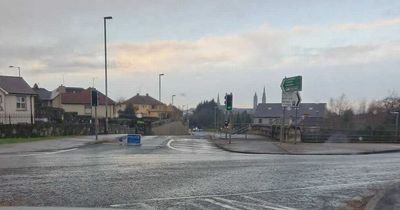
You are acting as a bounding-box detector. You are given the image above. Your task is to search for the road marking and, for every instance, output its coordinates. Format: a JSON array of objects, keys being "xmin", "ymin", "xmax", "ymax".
[
  {"xmin": 167, "ymin": 139, "xmax": 224, "ymax": 153},
  {"xmin": 10, "ymin": 148, "xmax": 78, "ymax": 157},
  {"xmin": 213, "ymin": 196, "xmax": 292, "ymax": 210},
  {"xmin": 240, "ymin": 195, "xmax": 297, "ymax": 210},
  {"xmin": 109, "ymin": 178, "xmax": 400, "ymax": 208},
  {"xmin": 212, "ymin": 197, "xmax": 261, "ymax": 210},
  {"xmin": 203, "ymin": 198, "xmax": 241, "ymax": 210}
]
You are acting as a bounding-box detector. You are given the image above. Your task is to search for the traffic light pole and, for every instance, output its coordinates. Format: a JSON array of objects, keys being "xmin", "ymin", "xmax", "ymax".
[
  {"xmin": 229, "ymin": 110, "xmax": 232, "ymax": 144},
  {"xmin": 95, "ymin": 106, "xmax": 98, "ymax": 140}
]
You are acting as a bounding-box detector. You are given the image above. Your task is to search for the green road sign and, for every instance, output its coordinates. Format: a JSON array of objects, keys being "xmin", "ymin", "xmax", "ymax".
[{"xmin": 281, "ymin": 76, "xmax": 302, "ymax": 92}]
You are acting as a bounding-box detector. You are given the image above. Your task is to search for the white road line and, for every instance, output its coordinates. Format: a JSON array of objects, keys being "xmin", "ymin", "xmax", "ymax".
[
  {"xmin": 167, "ymin": 139, "xmax": 223, "ymax": 153},
  {"xmin": 109, "ymin": 178, "xmax": 400, "ymax": 207},
  {"xmin": 10, "ymin": 148, "xmax": 78, "ymax": 157},
  {"xmin": 240, "ymin": 195, "xmax": 297, "ymax": 210},
  {"xmin": 212, "ymin": 197, "xmax": 257, "ymax": 210},
  {"xmin": 203, "ymin": 198, "xmax": 241, "ymax": 210},
  {"xmin": 44, "ymin": 148, "xmax": 78, "ymax": 154}
]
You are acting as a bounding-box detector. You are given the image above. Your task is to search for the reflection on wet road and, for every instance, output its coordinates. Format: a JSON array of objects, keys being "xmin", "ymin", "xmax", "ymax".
[{"xmin": 1, "ymin": 135, "xmax": 400, "ymax": 209}]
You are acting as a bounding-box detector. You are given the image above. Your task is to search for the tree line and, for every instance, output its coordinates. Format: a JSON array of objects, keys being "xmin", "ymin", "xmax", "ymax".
[
  {"xmin": 189, "ymin": 100, "xmax": 252, "ymax": 129},
  {"xmin": 326, "ymin": 92, "xmax": 400, "ymax": 131}
]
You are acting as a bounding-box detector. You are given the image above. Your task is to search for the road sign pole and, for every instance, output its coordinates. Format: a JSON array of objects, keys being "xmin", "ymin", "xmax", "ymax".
[
  {"xmin": 280, "ymin": 107, "xmax": 286, "ymax": 142},
  {"xmin": 294, "ymin": 106, "xmax": 298, "ymax": 142},
  {"xmin": 95, "ymin": 106, "xmax": 98, "ymax": 140}
]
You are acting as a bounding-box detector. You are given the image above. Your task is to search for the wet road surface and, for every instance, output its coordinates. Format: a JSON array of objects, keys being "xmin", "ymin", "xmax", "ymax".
[{"xmin": 1, "ymin": 134, "xmax": 400, "ymax": 209}]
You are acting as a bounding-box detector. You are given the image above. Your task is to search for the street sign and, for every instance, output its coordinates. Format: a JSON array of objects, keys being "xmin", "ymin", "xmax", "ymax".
[
  {"xmin": 127, "ymin": 134, "xmax": 141, "ymax": 145},
  {"xmin": 281, "ymin": 76, "xmax": 302, "ymax": 92},
  {"xmin": 282, "ymin": 91, "xmax": 300, "ymax": 107}
]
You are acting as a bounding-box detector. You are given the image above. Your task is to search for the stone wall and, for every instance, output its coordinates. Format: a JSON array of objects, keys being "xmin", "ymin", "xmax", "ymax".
[{"xmin": 0, "ymin": 123, "xmax": 129, "ymax": 138}]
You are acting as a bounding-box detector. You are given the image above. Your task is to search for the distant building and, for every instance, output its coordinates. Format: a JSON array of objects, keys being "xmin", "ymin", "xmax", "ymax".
[
  {"xmin": 253, "ymin": 103, "xmax": 327, "ymax": 127},
  {"xmin": 51, "ymin": 86, "xmax": 116, "ymax": 118},
  {"xmin": 0, "ymin": 76, "xmax": 37, "ymax": 124},
  {"xmin": 262, "ymin": 86, "xmax": 266, "ymax": 104},
  {"xmin": 116, "ymin": 93, "xmax": 169, "ymax": 120},
  {"xmin": 32, "ymin": 84, "xmax": 52, "ymax": 107},
  {"xmin": 253, "ymin": 92, "xmax": 258, "ymax": 111}
]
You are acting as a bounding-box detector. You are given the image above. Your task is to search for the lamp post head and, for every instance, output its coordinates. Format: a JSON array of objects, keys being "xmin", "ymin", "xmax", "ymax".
[
  {"xmin": 104, "ymin": 16, "xmax": 113, "ymax": 20},
  {"xmin": 159, "ymin": 73, "xmax": 164, "ymax": 76},
  {"xmin": 9, "ymin": 65, "xmax": 14, "ymax": 68}
]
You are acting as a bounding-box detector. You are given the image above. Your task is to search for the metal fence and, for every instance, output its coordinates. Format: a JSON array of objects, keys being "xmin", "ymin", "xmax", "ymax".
[{"xmin": 301, "ymin": 128, "xmax": 399, "ymax": 143}]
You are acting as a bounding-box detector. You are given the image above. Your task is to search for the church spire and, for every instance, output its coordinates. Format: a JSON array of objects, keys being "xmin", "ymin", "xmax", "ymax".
[
  {"xmin": 262, "ymin": 86, "xmax": 266, "ymax": 104},
  {"xmin": 253, "ymin": 92, "xmax": 258, "ymax": 110}
]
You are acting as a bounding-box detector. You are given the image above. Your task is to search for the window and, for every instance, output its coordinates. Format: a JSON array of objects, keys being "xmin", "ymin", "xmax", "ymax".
[
  {"xmin": 258, "ymin": 119, "xmax": 262, "ymax": 124},
  {"xmin": 16, "ymin": 96, "xmax": 26, "ymax": 110}
]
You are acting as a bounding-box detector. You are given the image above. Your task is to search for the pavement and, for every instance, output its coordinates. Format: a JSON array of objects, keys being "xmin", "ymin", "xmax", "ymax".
[
  {"xmin": 211, "ymin": 134, "xmax": 400, "ymax": 155},
  {"xmin": 0, "ymin": 134, "xmax": 124, "ymax": 154},
  {"xmin": 365, "ymin": 183, "xmax": 400, "ymax": 210},
  {"xmin": 1, "ymin": 133, "xmax": 400, "ymax": 209}
]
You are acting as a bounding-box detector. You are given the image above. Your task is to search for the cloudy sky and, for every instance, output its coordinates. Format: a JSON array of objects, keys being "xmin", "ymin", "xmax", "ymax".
[{"xmin": 1, "ymin": 0, "xmax": 399, "ymax": 108}]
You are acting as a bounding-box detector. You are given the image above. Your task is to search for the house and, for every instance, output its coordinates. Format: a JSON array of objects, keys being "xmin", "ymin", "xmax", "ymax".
[
  {"xmin": 0, "ymin": 76, "xmax": 37, "ymax": 124},
  {"xmin": 51, "ymin": 85, "xmax": 116, "ymax": 118},
  {"xmin": 166, "ymin": 104, "xmax": 183, "ymax": 120},
  {"xmin": 116, "ymin": 93, "xmax": 168, "ymax": 120},
  {"xmin": 253, "ymin": 103, "xmax": 327, "ymax": 127},
  {"xmin": 32, "ymin": 83, "xmax": 52, "ymax": 107}
]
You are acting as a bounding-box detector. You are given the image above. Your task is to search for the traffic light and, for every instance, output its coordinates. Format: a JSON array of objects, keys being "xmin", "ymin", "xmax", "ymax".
[
  {"xmin": 224, "ymin": 120, "xmax": 229, "ymax": 128},
  {"xmin": 91, "ymin": 89, "xmax": 98, "ymax": 107},
  {"xmin": 225, "ymin": 93, "xmax": 233, "ymax": 111}
]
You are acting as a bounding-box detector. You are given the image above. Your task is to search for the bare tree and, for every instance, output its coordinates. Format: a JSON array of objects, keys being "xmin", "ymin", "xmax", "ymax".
[
  {"xmin": 116, "ymin": 97, "xmax": 126, "ymax": 103},
  {"xmin": 328, "ymin": 93, "xmax": 351, "ymax": 116},
  {"xmin": 382, "ymin": 91, "xmax": 400, "ymax": 112}
]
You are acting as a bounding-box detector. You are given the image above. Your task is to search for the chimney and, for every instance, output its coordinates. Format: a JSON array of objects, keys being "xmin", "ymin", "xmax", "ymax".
[{"xmin": 146, "ymin": 93, "xmax": 149, "ymax": 96}]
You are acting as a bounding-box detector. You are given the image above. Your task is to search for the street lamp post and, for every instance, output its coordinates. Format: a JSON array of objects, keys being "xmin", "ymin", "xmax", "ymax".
[
  {"xmin": 9, "ymin": 66, "xmax": 21, "ymax": 77},
  {"xmin": 159, "ymin": 73, "xmax": 164, "ymax": 102},
  {"xmin": 104, "ymin": 16, "xmax": 112, "ymax": 134},
  {"xmin": 391, "ymin": 111, "xmax": 399, "ymax": 141},
  {"xmin": 171, "ymin": 94, "xmax": 176, "ymax": 105}
]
